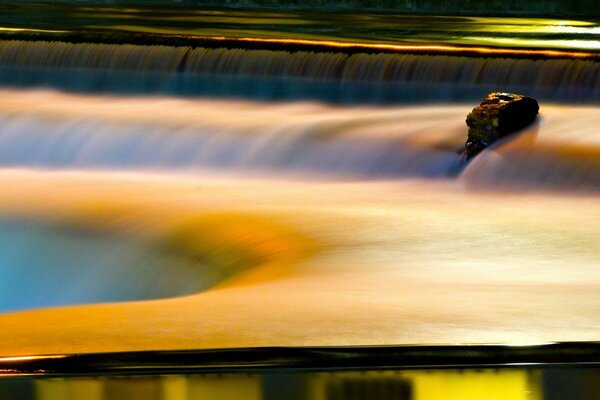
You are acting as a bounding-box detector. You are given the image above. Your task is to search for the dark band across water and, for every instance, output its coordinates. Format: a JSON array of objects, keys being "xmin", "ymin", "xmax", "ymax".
[{"xmin": 2, "ymin": 342, "xmax": 600, "ymax": 377}]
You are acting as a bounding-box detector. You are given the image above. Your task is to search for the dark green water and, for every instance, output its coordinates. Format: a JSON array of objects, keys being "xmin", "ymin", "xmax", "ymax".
[
  {"xmin": 3, "ymin": 0, "xmax": 600, "ymax": 17},
  {"xmin": 0, "ymin": 3, "xmax": 598, "ymax": 53}
]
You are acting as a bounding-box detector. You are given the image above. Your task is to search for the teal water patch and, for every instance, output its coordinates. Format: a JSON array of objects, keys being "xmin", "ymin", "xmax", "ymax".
[{"xmin": 0, "ymin": 220, "xmax": 220, "ymax": 313}]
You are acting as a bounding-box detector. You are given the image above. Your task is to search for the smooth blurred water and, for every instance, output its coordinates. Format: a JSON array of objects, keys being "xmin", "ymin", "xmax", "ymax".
[
  {"xmin": 0, "ymin": 89, "xmax": 598, "ymax": 191},
  {"xmin": 0, "ymin": 41, "xmax": 597, "ymax": 103},
  {"xmin": 0, "ymin": 90, "xmax": 467, "ymax": 178},
  {"xmin": 0, "ymin": 25, "xmax": 597, "ymax": 360},
  {"xmin": 0, "ymin": 220, "xmax": 223, "ymax": 312}
]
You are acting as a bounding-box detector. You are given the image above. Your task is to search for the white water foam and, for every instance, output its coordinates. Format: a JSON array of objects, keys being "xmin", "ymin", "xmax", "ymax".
[{"xmin": 0, "ymin": 89, "xmax": 467, "ymax": 178}]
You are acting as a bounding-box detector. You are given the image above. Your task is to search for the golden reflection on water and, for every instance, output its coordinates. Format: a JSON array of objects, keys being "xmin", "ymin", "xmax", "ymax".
[
  {"xmin": 197, "ymin": 36, "xmax": 597, "ymax": 58},
  {"xmin": 0, "ymin": 93, "xmax": 598, "ymax": 356},
  {"xmin": 2, "ymin": 368, "xmax": 543, "ymax": 400},
  {"xmin": 460, "ymin": 36, "xmax": 600, "ymax": 51},
  {"xmin": 1, "ymin": 5, "xmax": 599, "ymax": 55},
  {"xmin": 1, "ymin": 166, "xmax": 600, "ymax": 356}
]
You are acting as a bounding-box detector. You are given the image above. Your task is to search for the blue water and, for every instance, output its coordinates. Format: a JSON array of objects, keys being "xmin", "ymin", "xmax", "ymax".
[{"xmin": 0, "ymin": 220, "xmax": 217, "ymax": 312}]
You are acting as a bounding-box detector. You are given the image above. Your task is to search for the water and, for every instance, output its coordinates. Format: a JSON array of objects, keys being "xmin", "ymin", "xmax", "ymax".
[
  {"xmin": 0, "ymin": 220, "xmax": 226, "ymax": 312},
  {"xmin": 5, "ymin": 365, "xmax": 600, "ymax": 399},
  {"xmin": 0, "ymin": 368, "xmax": 557, "ymax": 400},
  {"xmin": 0, "ymin": 41, "xmax": 598, "ymax": 102},
  {"xmin": 0, "ymin": 90, "xmax": 466, "ymax": 177},
  {"xmin": 0, "ymin": 89, "xmax": 598, "ymax": 189},
  {"xmin": 3, "ymin": 0, "xmax": 600, "ymax": 17},
  {"xmin": 0, "ymin": 32, "xmax": 599, "ymax": 378}
]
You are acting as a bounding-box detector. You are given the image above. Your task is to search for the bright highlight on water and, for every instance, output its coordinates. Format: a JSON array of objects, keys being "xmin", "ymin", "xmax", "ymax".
[{"xmin": 0, "ymin": 19, "xmax": 598, "ymax": 400}]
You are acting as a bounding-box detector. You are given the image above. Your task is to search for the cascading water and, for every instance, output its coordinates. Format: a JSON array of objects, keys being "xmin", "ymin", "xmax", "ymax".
[
  {"xmin": 0, "ymin": 41, "xmax": 596, "ymax": 184},
  {"xmin": 0, "ymin": 29, "xmax": 599, "ymax": 365},
  {"xmin": 0, "ymin": 41, "xmax": 598, "ymax": 102},
  {"xmin": 0, "ymin": 90, "xmax": 468, "ymax": 178}
]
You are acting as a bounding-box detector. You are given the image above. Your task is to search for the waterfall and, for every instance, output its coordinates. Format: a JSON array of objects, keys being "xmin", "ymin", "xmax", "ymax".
[
  {"xmin": 460, "ymin": 106, "xmax": 600, "ymax": 192},
  {"xmin": 0, "ymin": 40, "xmax": 598, "ymax": 102},
  {"xmin": 0, "ymin": 88, "xmax": 598, "ymax": 191},
  {"xmin": 0, "ymin": 89, "xmax": 466, "ymax": 178},
  {"xmin": 0, "ymin": 32, "xmax": 598, "ymax": 319}
]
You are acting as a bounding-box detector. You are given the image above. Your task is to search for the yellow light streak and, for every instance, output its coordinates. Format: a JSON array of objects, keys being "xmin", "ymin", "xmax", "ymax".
[
  {"xmin": 0, "ymin": 355, "xmax": 67, "ymax": 363},
  {"xmin": 505, "ymin": 342, "xmax": 557, "ymax": 347},
  {"xmin": 0, "ymin": 23, "xmax": 596, "ymax": 58},
  {"xmin": 467, "ymin": 17, "xmax": 600, "ymax": 34},
  {"xmin": 202, "ymin": 36, "xmax": 597, "ymax": 58},
  {"xmin": 0, "ymin": 27, "xmax": 67, "ymax": 34},
  {"xmin": 464, "ymin": 36, "xmax": 600, "ymax": 51}
]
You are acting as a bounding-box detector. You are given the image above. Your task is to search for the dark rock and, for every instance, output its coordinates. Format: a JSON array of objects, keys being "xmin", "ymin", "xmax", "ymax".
[{"xmin": 465, "ymin": 92, "xmax": 539, "ymax": 157}]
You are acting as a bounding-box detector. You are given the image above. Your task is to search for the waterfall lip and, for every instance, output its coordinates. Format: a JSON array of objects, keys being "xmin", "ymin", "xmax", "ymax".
[
  {"xmin": 2, "ymin": 341, "xmax": 600, "ymax": 377},
  {"xmin": 0, "ymin": 43, "xmax": 598, "ymax": 103},
  {"xmin": 0, "ymin": 30, "xmax": 597, "ymax": 60}
]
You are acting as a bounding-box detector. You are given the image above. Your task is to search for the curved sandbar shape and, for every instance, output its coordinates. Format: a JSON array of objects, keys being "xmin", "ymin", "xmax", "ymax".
[
  {"xmin": 0, "ymin": 220, "xmax": 224, "ymax": 312},
  {"xmin": 0, "ymin": 213, "xmax": 312, "ymax": 313},
  {"xmin": 1, "ymin": 169, "xmax": 600, "ymax": 358},
  {"xmin": 0, "ymin": 174, "xmax": 316, "ymax": 313}
]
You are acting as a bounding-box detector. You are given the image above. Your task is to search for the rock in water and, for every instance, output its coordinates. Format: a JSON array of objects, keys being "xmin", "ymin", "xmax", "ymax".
[{"xmin": 465, "ymin": 92, "xmax": 539, "ymax": 156}]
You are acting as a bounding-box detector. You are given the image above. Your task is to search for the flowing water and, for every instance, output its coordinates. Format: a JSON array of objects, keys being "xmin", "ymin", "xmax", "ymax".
[
  {"xmin": 0, "ymin": 36, "xmax": 598, "ymax": 362},
  {"xmin": 0, "ymin": 40, "xmax": 598, "ymax": 102},
  {"xmin": 0, "ymin": 220, "xmax": 222, "ymax": 312}
]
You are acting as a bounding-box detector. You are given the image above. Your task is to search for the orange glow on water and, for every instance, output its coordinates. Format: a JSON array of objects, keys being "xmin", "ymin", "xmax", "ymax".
[
  {"xmin": 0, "ymin": 355, "xmax": 66, "ymax": 363},
  {"xmin": 0, "ymin": 91, "xmax": 598, "ymax": 358}
]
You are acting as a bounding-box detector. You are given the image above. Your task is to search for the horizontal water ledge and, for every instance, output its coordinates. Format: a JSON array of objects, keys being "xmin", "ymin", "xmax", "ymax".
[{"xmin": 0, "ymin": 41, "xmax": 598, "ymax": 103}]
